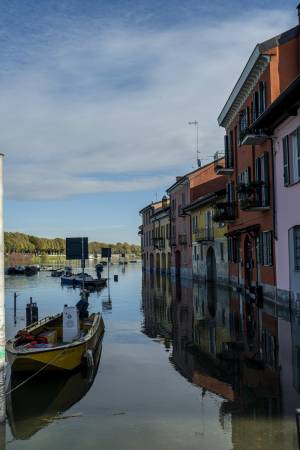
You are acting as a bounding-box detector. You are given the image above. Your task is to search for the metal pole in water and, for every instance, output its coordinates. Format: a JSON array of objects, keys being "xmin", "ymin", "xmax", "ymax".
[
  {"xmin": 13, "ymin": 292, "xmax": 17, "ymax": 325},
  {"xmin": 81, "ymin": 237, "xmax": 85, "ymax": 292}
]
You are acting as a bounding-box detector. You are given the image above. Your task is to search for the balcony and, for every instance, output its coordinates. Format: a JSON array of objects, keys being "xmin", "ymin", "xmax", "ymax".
[
  {"xmin": 178, "ymin": 234, "xmax": 188, "ymax": 245},
  {"xmin": 152, "ymin": 237, "xmax": 165, "ymax": 250},
  {"xmin": 240, "ymin": 127, "xmax": 268, "ymax": 146},
  {"xmin": 237, "ymin": 181, "xmax": 270, "ymax": 211},
  {"xmin": 194, "ymin": 228, "xmax": 214, "ymax": 242},
  {"xmin": 213, "ymin": 202, "xmax": 236, "ymax": 223},
  {"xmin": 138, "ymin": 225, "xmax": 143, "ymax": 236},
  {"xmin": 214, "ymin": 151, "xmax": 234, "ymax": 176}
]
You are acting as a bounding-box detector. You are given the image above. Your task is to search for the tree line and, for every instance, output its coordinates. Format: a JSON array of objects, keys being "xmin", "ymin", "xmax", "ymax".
[{"xmin": 4, "ymin": 232, "xmax": 141, "ymax": 256}]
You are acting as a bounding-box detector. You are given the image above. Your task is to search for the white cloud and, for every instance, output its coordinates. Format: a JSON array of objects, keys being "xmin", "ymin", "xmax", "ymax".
[{"xmin": 0, "ymin": 9, "xmax": 294, "ymax": 199}]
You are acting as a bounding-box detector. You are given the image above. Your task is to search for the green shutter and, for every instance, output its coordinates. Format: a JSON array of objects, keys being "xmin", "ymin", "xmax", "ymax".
[
  {"xmin": 283, "ymin": 136, "xmax": 290, "ymax": 186},
  {"xmin": 297, "ymin": 127, "xmax": 300, "ymax": 180}
]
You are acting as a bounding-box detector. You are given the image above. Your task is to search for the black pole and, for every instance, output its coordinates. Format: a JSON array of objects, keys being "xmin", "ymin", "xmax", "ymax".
[{"xmin": 13, "ymin": 292, "xmax": 17, "ymax": 325}]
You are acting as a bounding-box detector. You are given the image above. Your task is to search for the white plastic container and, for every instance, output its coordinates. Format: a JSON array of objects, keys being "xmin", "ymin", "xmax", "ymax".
[{"xmin": 63, "ymin": 306, "xmax": 80, "ymax": 343}]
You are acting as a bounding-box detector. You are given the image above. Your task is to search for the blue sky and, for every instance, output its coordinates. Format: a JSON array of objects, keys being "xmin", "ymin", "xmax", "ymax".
[{"xmin": 1, "ymin": 0, "xmax": 297, "ymax": 243}]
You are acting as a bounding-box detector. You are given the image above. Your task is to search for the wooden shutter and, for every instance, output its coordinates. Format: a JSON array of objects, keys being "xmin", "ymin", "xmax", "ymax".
[
  {"xmin": 228, "ymin": 237, "xmax": 232, "ymax": 262},
  {"xmin": 229, "ymin": 130, "xmax": 234, "ymax": 168},
  {"xmin": 224, "ymin": 135, "xmax": 229, "ymax": 168},
  {"xmin": 263, "ymin": 152, "xmax": 270, "ymax": 206},
  {"xmin": 259, "ymin": 81, "xmax": 266, "ymax": 114},
  {"xmin": 259, "ymin": 233, "xmax": 264, "ymax": 265},
  {"xmin": 283, "ymin": 135, "xmax": 290, "ymax": 186},
  {"xmin": 255, "ymin": 157, "xmax": 261, "ymax": 182},
  {"xmin": 297, "ymin": 127, "xmax": 300, "ymax": 181}
]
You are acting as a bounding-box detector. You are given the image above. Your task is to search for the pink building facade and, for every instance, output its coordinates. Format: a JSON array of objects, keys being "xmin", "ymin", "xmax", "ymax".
[{"xmin": 250, "ymin": 75, "xmax": 300, "ymax": 303}]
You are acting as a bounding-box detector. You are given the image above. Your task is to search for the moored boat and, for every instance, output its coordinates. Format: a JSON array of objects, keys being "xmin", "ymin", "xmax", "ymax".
[
  {"xmin": 51, "ymin": 269, "xmax": 64, "ymax": 277},
  {"xmin": 6, "ymin": 310, "xmax": 105, "ymax": 372}
]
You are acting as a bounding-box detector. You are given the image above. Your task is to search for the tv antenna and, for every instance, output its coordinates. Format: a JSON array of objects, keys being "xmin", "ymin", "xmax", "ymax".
[{"xmin": 188, "ymin": 120, "xmax": 201, "ymax": 167}]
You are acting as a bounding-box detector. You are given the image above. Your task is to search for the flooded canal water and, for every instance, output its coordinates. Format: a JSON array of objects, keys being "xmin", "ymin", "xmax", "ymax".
[{"xmin": 2, "ymin": 264, "xmax": 300, "ymax": 449}]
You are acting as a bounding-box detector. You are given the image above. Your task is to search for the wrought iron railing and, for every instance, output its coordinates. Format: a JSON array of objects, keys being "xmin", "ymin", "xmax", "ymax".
[
  {"xmin": 237, "ymin": 181, "xmax": 270, "ymax": 210},
  {"xmin": 194, "ymin": 228, "xmax": 214, "ymax": 242},
  {"xmin": 152, "ymin": 237, "xmax": 165, "ymax": 250},
  {"xmin": 213, "ymin": 202, "xmax": 236, "ymax": 222}
]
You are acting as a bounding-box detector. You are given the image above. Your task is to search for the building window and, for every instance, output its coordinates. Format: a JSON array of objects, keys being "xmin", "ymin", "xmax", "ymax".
[
  {"xmin": 239, "ymin": 109, "xmax": 248, "ymax": 143},
  {"xmin": 294, "ymin": 227, "xmax": 300, "ymax": 271},
  {"xmin": 283, "ymin": 129, "xmax": 300, "ymax": 186},
  {"xmin": 220, "ymin": 242, "xmax": 224, "ymax": 261},
  {"xmin": 228, "ymin": 237, "xmax": 239, "ymax": 263},
  {"xmin": 259, "ymin": 231, "xmax": 273, "ymax": 266},
  {"xmin": 193, "ymin": 245, "xmax": 197, "ymax": 261},
  {"xmin": 200, "ymin": 244, "xmax": 203, "ymax": 261},
  {"xmin": 192, "ymin": 215, "xmax": 198, "ymax": 233}
]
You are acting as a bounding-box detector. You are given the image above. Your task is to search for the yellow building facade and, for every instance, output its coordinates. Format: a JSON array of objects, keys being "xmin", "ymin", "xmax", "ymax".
[{"xmin": 185, "ymin": 190, "xmax": 229, "ymax": 284}]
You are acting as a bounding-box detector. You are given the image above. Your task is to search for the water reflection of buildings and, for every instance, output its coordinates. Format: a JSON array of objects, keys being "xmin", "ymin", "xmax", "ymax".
[{"xmin": 142, "ymin": 274, "xmax": 300, "ymax": 449}]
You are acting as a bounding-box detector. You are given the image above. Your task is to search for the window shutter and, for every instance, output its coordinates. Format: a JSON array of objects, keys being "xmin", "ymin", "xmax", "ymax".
[
  {"xmin": 229, "ymin": 130, "xmax": 234, "ymax": 168},
  {"xmin": 255, "ymin": 157, "xmax": 261, "ymax": 182},
  {"xmin": 297, "ymin": 127, "xmax": 300, "ymax": 181},
  {"xmin": 263, "ymin": 152, "xmax": 270, "ymax": 206},
  {"xmin": 226, "ymin": 182, "xmax": 230, "ymax": 203},
  {"xmin": 283, "ymin": 135, "xmax": 290, "ymax": 186},
  {"xmin": 259, "ymin": 233, "xmax": 264, "ymax": 265},
  {"xmin": 246, "ymin": 167, "xmax": 251, "ymax": 184},
  {"xmin": 228, "ymin": 237, "xmax": 231, "ymax": 262},
  {"xmin": 259, "ymin": 81, "xmax": 266, "ymax": 114},
  {"xmin": 268, "ymin": 231, "xmax": 273, "ymax": 266},
  {"xmin": 224, "ymin": 135, "xmax": 229, "ymax": 168}
]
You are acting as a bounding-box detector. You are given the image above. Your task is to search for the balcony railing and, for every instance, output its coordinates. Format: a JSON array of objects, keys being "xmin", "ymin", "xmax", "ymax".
[
  {"xmin": 194, "ymin": 228, "xmax": 214, "ymax": 242},
  {"xmin": 152, "ymin": 237, "xmax": 165, "ymax": 250},
  {"xmin": 240, "ymin": 127, "xmax": 268, "ymax": 146},
  {"xmin": 178, "ymin": 234, "xmax": 188, "ymax": 245},
  {"xmin": 213, "ymin": 202, "xmax": 236, "ymax": 223},
  {"xmin": 214, "ymin": 151, "xmax": 234, "ymax": 175},
  {"xmin": 237, "ymin": 181, "xmax": 270, "ymax": 211}
]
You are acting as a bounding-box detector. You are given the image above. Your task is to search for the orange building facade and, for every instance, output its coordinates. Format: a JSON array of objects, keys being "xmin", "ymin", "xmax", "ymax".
[{"xmin": 216, "ymin": 13, "xmax": 300, "ymax": 300}]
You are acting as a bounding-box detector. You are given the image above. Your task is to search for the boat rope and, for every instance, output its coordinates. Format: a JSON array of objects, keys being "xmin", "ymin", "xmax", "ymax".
[{"xmin": 5, "ymin": 345, "xmax": 72, "ymax": 396}]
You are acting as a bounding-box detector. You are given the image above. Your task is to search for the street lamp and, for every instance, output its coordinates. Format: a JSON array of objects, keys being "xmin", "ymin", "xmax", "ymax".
[{"xmin": 188, "ymin": 121, "xmax": 201, "ymax": 167}]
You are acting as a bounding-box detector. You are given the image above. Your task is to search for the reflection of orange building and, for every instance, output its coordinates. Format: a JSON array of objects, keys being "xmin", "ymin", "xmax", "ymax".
[{"xmin": 141, "ymin": 272, "xmax": 300, "ymax": 448}]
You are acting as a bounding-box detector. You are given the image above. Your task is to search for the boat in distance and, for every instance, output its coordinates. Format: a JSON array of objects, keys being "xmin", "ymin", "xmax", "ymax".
[
  {"xmin": 6, "ymin": 312, "xmax": 105, "ymax": 372},
  {"xmin": 61, "ymin": 272, "xmax": 107, "ymax": 289}
]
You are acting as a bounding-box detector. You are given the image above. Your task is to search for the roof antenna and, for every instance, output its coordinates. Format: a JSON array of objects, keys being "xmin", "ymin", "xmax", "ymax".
[{"xmin": 188, "ymin": 121, "xmax": 201, "ymax": 167}]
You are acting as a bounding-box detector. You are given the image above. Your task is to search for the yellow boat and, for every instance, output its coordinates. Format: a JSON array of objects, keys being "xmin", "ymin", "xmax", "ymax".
[{"xmin": 6, "ymin": 311, "xmax": 105, "ymax": 372}]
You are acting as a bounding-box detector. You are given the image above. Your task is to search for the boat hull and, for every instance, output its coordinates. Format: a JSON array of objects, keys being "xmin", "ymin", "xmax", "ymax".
[{"xmin": 6, "ymin": 314, "xmax": 104, "ymax": 372}]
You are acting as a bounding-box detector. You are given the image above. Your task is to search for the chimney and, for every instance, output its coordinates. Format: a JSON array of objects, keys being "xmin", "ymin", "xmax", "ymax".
[{"xmin": 297, "ymin": 4, "xmax": 300, "ymax": 24}]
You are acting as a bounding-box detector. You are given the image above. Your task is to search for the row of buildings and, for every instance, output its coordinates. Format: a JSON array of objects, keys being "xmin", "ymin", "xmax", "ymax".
[{"xmin": 139, "ymin": 6, "xmax": 300, "ymax": 304}]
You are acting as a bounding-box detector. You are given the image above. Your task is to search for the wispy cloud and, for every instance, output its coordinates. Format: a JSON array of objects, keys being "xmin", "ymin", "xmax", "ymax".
[{"xmin": 0, "ymin": 8, "xmax": 294, "ymax": 199}]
